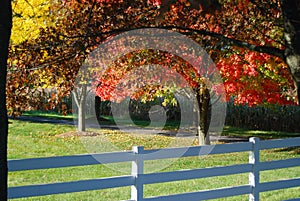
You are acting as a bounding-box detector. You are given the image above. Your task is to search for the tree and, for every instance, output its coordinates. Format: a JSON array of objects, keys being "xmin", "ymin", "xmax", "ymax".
[
  {"xmin": 7, "ymin": 0, "xmax": 80, "ymax": 117},
  {"xmin": 72, "ymin": 63, "xmax": 95, "ymax": 132},
  {"xmin": 59, "ymin": 0, "xmax": 299, "ymax": 105},
  {"xmin": 0, "ymin": 0, "xmax": 12, "ymax": 199},
  {"xmin": 92, "ymin": 47, "xmax": 224, "ymax": 145},
  {"xmin": 7, "ymin": 0, "xmax": 300, "ymax": 142},
  {"xmin": 153, "ymin": 0, "xmax": 300, "ymax": 104}
]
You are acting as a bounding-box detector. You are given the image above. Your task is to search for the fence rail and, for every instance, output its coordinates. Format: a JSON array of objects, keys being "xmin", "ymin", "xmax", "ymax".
[{"xmin": 8, "ymin": 137, "xmax": 300, "ymax": 200}]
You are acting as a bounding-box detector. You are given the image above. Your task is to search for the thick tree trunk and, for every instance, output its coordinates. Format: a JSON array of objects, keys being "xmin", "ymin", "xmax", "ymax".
[
  {"xmin": 196, "ymin": 84, "xmax": 211, "ymax": 145},
  {"xmin": 281, "ymin": 0, "xmax": 300, "ymax": 104},
  {"xmin": 95, "ymin": 96, "xmax": 101, "ymax": 123},
  {"xmin": 95, "ymin": 96, "xmax": 111, "ymax": 123},
  {"xmin": 0, "ymin": 1, "xmax": 12, "ymax": 199}
]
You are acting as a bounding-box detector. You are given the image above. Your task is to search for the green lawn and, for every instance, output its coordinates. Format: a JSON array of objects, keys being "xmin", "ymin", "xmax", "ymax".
[
  {"xmin": 22, "ymin": 110, "xmax": 74, "ymax": 121},
  {"xmin": 8, "ymin": 120, "xmax": 300, "ymax": 201},
  {"xmin": 22, "ymin": 110, "xmax": 181, "ymax": 128},
  {"xmin": 222, "ymin": 126, "xmax": 300, "ymax": 139}
]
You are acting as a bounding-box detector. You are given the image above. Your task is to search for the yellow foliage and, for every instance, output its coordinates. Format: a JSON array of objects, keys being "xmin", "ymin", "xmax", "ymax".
[{"xmin": 11, "ymin": 0, "xmax": 55, "ymax": 44}]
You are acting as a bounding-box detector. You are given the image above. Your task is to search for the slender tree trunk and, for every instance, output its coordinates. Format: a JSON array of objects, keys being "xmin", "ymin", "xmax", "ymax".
[
  {"xmin": 78, "ymin": 84, "xmax": 87, "ymax": 132},
  {"xmin": 78, "ymin": 100, "xmax": 86, "ymax": 132},
  {"xmin": 0, "ymin": 1, "xmax": 12, "ymax": 199},
  {"xmin": 281, "ymin": 0, "xmax": 300, "ymax": 104},
  {"xmin": 72, "ymin": 84, "xmax": 87, "ymax": 132}
]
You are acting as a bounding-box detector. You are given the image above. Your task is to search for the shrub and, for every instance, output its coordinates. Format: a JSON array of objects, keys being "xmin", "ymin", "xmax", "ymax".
[{"xmin": 225, "ymin": 101, "xmax": 300, "ymax": 132}]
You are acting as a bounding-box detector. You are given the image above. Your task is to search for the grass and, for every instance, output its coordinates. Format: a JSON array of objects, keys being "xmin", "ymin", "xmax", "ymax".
[
  {"xmin": 22, "ymin": 110, "xmax": 300, "ymax": 138},
  {"xmin": 22, "ymin": 110, "xmax": 181, "ymax": 129},
  {"xmin": 22, "ymin": 110, "xmax": 74, "ymax": 121},
  {"xmin": 8, "ymin": 119, "xmax": 300, "ymax": 200},
  {"xmin": 222, "ymin": 125, "xmax": 300, "ymax": 139},
  {"xmin": 102, "ymin": 115, "xmax": 182, "ymax": 130}
]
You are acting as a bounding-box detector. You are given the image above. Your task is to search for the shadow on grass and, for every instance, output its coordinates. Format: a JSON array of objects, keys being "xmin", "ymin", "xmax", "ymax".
[
  {"xmin": 19, "ymin": 110, "xmax": 300, "ymax": 143},
  {"xmin": 274, "ymin": 147, "xmax": 300, "ymax": 154},
  {"xmin": 23, "ymin": 110, "xmax": 73, "ymax": 121},
  {"xmin": 222, "ymin": 126, "xmax": 300, "ymax": 140}
]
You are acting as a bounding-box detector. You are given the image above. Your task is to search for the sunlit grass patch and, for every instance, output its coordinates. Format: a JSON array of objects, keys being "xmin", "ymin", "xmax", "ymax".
[{"xmin": 8, "ymin": 120, "xmax": 300, "ymax": 200}]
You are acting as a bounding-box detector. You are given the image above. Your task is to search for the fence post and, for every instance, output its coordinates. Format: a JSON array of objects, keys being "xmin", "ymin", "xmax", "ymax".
[
  {"xmin": 131, "ymin": 146, "xmax": 144, "ymax": 201},
  {"xmin": 249, "ymin": 137, "xmax": 260, "ymax": 201}
]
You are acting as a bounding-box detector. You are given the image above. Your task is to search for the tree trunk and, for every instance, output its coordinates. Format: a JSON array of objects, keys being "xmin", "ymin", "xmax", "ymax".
[
  {"xmin": 72, "ymin": 84, "xmax": 87, "ymax": 132},
  {"xmin": 78, "ymin": 84, "xmax": 87, "ymax": 132},
  {"xmin": 281, "ymin": 0, "xmax": 300, "ymax": 104},
  {"xmin": 0, "ymin": 1, "xmax": 12, "ymax": 199},
  {"xmin": 78, "ymin": 100, "xmax": 86, "ymax": 132},
  {"xmin": 95, "ymin": 96, "xmax": 101, "ymax": 123},
  {"xmin": 196, "ymin": 84, "xmax": 211, "ymax": 145}
]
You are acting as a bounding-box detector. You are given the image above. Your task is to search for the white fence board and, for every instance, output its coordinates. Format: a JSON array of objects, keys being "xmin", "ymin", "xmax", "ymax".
[
  {"xmin": 260, "ymin": 158, "xmax": 300, "ymax": 171},
  {"xmin": 8, "ymin": 151, "xmax": 134, "ymax": 171},
  {"xmin": 8, "ymin": 176, "xmax": 135, "ymax": 199},
  {"xmin": 144, "ymin": 185, "xmax": 252, "ymax": 201},
  {"xmin": 141, "ymin": 164, "xmax": 252, "ymax": 184},
  {"xmin": 142, "ymin": 142, "xmax": 252, "ymax": 161},
  {"xmin": 259, "ymin": 137, "xmax": 300, "ymax": 150},
  {"xmin": 260, "ymin": 178, "xmax": 300, "ymax": 192}
]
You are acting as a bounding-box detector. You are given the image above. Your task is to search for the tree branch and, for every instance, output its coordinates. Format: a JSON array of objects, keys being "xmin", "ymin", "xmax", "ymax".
[{"xmin": 61, "ymin": 25, "xmax": 285, "ymax": 60}]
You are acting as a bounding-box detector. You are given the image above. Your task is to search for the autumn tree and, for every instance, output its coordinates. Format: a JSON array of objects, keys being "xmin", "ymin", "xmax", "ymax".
[
  {"xmin": 59, "ymin": 0, "xmax": 300, "ymax": 106},
  {"xmin": 92, "ymin": 46, "xmax": 223, "ymax": 144},
  {"xmin": 7, "ymin": 0, "xmax": 300, "ymax": 139},
  {"xmin": 157, "ymin": 0, "xmax": 299, "ymax": 104}
]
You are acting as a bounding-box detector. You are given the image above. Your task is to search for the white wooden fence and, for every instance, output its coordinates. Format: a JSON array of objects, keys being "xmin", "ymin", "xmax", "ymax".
[{"xmin": 8, "ymin": 137, "xmax": 300, "ymax": 200}]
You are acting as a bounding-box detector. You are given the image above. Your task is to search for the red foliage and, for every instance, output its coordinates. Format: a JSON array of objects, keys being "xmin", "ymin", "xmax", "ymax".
[
  {"xmin": 94, "ymin": 50, "xmax": 204, "ymax": 102},
  {"xmin": 217, "ymin": 48, "xmax": 296, "ymax": 106}
]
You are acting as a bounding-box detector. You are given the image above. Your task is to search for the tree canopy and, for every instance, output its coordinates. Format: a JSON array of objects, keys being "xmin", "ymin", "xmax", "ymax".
[{"xmin": 7, "ymin": 0, "xmax": 299, "ymax": 117}]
